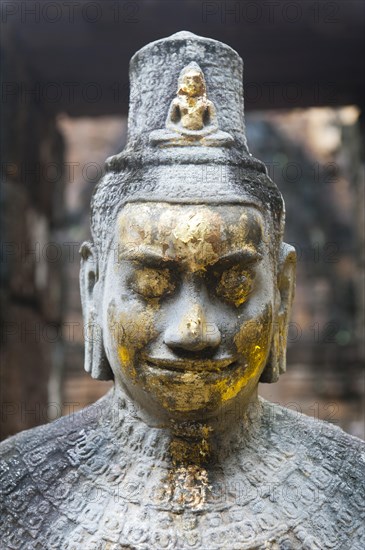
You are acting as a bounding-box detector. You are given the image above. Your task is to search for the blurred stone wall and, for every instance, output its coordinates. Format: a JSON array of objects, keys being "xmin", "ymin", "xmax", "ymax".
[
  {"xmin": 251, "ymin": 108, "xmax": 364, "ymax": 438},
  {"xmin": 0, "ymin": 47, "xmax": 65, "ymax": 439},
  {"xmin": 55, "ymin": 116, "xmax": 126, "ymax": 413}
]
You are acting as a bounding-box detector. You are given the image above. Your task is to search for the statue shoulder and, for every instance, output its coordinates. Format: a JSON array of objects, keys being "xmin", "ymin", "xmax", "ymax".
[
  {"xmin": 0, "ymin": 392, "xmax": 115, "ymax": 546},
  {"xmin": 262, "ymin": 398, "xmax": 364, "ymax": 451},
  {"xmin": 0, "ymin": 392, "xmax": 112, "ymax": 497},
  {"xmin": 1, "ymin": 392, "xmax": 111, "ymax": 454},
  {"xmin": 260, "ymin": 398, "xmax": 365, "ymax": 489},
  {"xmin": 239, "ymin": 400, "xmax": 365, "ymax": 546}
]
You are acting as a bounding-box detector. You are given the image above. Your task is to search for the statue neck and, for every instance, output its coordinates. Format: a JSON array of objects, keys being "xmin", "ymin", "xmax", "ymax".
[{"xmin": 107, "ymin": 384, "xmax": 263, "ymax": 465}]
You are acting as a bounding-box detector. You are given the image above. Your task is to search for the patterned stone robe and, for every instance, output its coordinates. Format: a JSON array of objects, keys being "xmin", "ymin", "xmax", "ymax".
[{"xmin": 1, "ymin": 391, "xmax": 364, "ymax": 549}]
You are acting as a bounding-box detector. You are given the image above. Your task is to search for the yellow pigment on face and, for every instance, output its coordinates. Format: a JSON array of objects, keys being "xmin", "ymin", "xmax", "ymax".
[
  {"xmin": 117, "ymin": 204, "xmax": 264, "ymax": 273},
  {"xmin": 213, "ymin": 344, "xmax": 266, "ymax": 402},
  {"xmin": 132, "ymin": 267, "xmax": 175, "ymax": 298},
  {"xmin": 108, "ymin": 298, "xmax": 157, "ymax": 382},
  {"xmin": 118, "ymin": 346, "xmax": 131, "ymax": 364},
  {"xmin": 212, "ymin": 310, "xmax": 272, "ymax": 403},
  {"xmin": 216, "ymin": 265, "xmax": 254, "ymax": 307},
  {"xmin": 110, "ymin": 204, "xmax": 271, "ymax": 419},
  {"xmin": 147, "ymin": 309, "xmax": 272, "ymax": 413}
]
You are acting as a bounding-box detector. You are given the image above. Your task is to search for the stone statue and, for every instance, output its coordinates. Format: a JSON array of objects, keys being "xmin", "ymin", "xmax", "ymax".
[
  {"xmin": 168, "ymin": 62, "xmax": 214, "ymax": 130},
  {"xmin": 1, "ymin": 31, "xmax": 364, "ymax": 550},
  {"xmin": 150, "ymin": 61, "xmax": 234, "ymax": 146}
]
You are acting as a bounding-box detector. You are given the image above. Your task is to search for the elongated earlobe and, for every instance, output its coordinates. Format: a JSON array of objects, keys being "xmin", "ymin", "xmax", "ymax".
[
  {"xmin": 79, "ymin": 241, "xmax": 113, "ymax": 380},
  {"xmin": 260, "ymin": 243, "xmax": 296, "ymax": 383}
]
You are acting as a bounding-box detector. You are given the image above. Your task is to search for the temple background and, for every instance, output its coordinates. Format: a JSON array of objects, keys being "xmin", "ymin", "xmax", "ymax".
[{"xmin": 1, "ymin": 0, "xmax": 364, "ymax": 440}]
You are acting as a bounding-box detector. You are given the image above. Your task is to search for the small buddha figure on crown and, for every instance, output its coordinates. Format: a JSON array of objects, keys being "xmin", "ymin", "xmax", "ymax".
[
  {"xmin": 150, "ymin": 61, "xmax": 233, "ymax": 146},
  {"xmin": 167, "ymin": 62, "xmax": 217, "ymax": 132}
]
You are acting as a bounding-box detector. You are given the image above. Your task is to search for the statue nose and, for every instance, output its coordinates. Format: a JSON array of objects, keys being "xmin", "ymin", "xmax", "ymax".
[{"xmin": 164, "ymin": 303, "xmax": 221, "ymax": 352}]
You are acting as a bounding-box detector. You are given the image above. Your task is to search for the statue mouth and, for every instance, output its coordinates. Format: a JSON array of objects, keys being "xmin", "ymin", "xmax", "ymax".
[{"xmin": 143, "ymin": 355, "xmax": 238, "ymax": 373}]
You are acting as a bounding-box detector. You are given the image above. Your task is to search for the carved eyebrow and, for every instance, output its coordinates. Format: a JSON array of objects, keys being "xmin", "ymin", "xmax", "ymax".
[
  {"xmin": 121, "ymin": 248, "xmax": 262, "ymax": 269},
  {"xmin": 211, "ymin": 249, "xmax": 262, "ymax": 269},
  {"xmin": 121, "ymin": 250, "xmax": 173, "ymax": 267}
]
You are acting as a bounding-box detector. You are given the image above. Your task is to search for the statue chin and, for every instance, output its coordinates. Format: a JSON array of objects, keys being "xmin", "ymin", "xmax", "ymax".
[{"xmin": 114, "ymin": 363, "xmax": 261, "ymax": 429}]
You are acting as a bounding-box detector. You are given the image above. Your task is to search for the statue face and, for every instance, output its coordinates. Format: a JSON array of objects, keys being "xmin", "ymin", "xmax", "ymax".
[
  {"xmin": 99, "ymin": 202, "xmax": 291, "ymax": 426},
  {"xmin": 179, "ymin": 70, "xmax": 205, "ymax": 97}
]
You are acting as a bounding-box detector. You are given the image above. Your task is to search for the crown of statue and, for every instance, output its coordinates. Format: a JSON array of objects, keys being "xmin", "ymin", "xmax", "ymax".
[
  {"xmin": 92, "ymin": 32, "xmax": 284, "ymax": 260},
  {"xmin": 106, "ymin": 30, "xmax": 254, "ymax": 168}
]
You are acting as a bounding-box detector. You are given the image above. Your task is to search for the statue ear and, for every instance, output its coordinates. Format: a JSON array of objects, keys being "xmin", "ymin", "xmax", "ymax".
[
  {"xmin": 260, "ymin": 243, "xmax": 296, "ymax": 383},
  {"xmin": 79, "ymin": 241, "xmax": 113, "ymax": 380}
]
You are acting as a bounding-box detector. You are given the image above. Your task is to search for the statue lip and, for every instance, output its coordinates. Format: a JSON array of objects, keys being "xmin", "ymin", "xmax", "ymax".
[{"xmin": 143, "ymin": 355, "xmax": 238, "ymax": 373}]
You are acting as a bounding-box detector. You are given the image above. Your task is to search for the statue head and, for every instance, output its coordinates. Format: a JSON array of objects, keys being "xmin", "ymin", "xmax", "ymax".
[
  {"xmin": 80, "ymin": 32, "xmax": 296, "ymax": 429},
  {"xmin": 177, "ymin": 62, "xmax": 206, "ymax": 97}
]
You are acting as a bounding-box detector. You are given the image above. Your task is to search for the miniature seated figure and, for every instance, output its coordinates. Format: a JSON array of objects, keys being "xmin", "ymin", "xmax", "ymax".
[
  {"xmin": 168, "ymin": 62, "xmax": 212, "ymax": 131},
  {"xmin": 1, "ymin": 32, "xmax": 364, "ymax": 550},
  {"xmin": 149, "ymin": 62, "xmax": 234, "ymax": 146}
]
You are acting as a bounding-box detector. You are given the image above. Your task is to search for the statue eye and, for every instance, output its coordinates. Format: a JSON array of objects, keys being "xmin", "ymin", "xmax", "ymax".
[
  {"xmin": 216, "ymin": 265, "xmax": 254, "ymax": 307},
  {"xmin": 131, "ymin": 267, "xmax": 175, "ymax": 299}
]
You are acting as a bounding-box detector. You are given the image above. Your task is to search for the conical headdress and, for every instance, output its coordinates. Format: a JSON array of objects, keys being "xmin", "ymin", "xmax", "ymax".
[{"xmin": 92, "ymin": 31, "xmax": 284, "ymax": 259}]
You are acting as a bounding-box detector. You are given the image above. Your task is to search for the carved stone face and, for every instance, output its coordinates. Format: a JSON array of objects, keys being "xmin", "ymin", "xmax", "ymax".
[
  {"xmin": 97, "ymin": 202, "xmax": 294, "ymax": 427},
  {"xmin": 179, "ymin": 70, "xmax": 205, "ymax": 97}
]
